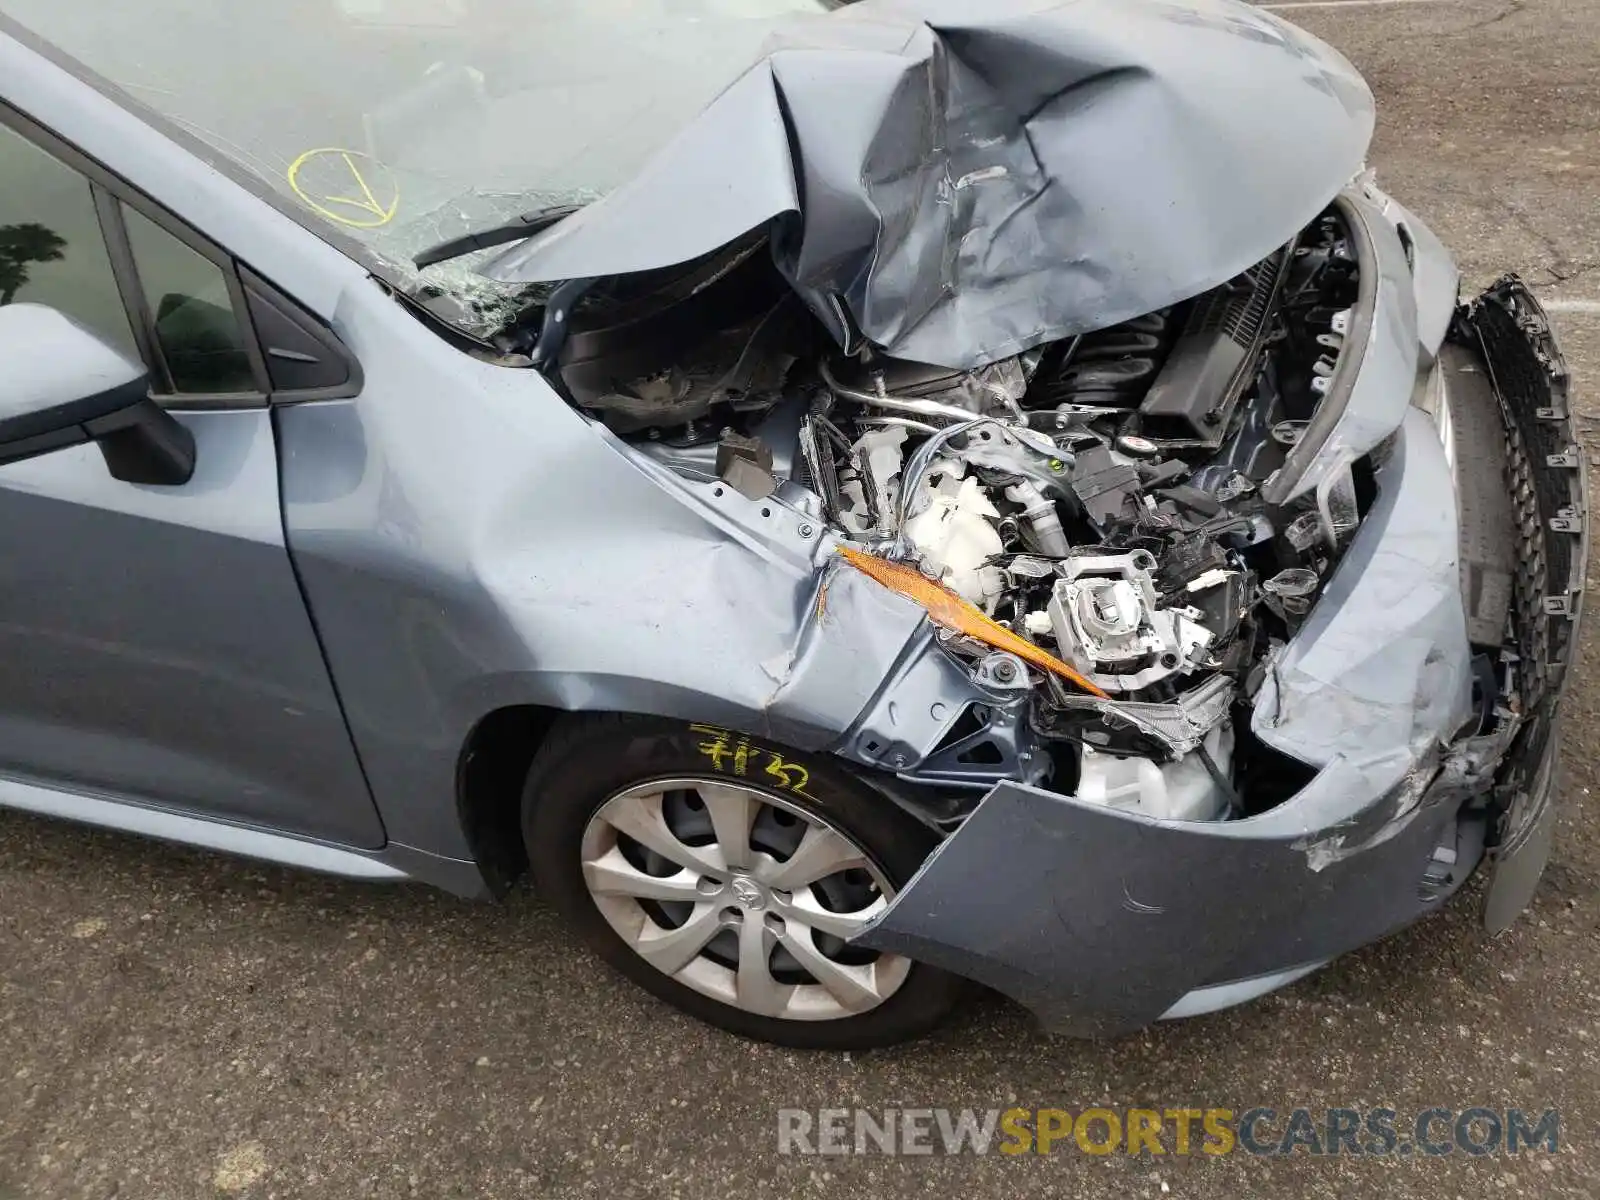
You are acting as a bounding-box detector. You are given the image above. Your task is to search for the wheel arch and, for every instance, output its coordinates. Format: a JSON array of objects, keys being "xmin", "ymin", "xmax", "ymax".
[
  {"xmin": 455, "ymin": 703, "xmax": 564, "ymax": 895},
  {"xmin": 455, "ymin": 705, "xmax": 946, "ymax": 898},
  {"xmin": 456, "ymin": 705, "xmax": 761, "ymax": 895}
]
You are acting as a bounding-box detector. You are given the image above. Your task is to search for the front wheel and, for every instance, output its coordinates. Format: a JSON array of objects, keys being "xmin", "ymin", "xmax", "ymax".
[{"xmin": 523, "ymin": 715, "xmax": 962, "ymax": 1050}]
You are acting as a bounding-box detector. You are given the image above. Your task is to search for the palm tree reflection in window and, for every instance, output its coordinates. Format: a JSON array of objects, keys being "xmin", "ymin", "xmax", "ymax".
[{"xmin": 0, "ymin": 222, "xmax": 67, "ymax": 305}]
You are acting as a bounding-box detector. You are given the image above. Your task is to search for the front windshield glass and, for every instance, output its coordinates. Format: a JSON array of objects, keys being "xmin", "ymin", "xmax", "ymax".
[{"xmin": 2, "ymin": 0, "xmax": 841, "ymax": 329}]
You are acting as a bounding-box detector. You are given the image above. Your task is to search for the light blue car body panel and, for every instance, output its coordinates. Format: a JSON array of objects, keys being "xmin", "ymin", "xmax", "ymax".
[
  {"xmin": 0, "ymin": 0, "xmax": 1574, "ymax": 1032},
  {"xmin": 0, "ymin": 11, "xmax": 948, "ymax": 883}
]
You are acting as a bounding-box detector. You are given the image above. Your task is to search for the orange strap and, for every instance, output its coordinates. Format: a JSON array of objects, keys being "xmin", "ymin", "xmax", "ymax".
[{"xmin": 837, "ymin": 547, "xmax": 1110, "ymax": 699}]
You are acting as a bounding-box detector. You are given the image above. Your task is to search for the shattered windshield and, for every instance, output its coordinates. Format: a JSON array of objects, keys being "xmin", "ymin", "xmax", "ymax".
[{"xmin": 2, "ymin": 0, "xmax": 844, "ymax": 333}]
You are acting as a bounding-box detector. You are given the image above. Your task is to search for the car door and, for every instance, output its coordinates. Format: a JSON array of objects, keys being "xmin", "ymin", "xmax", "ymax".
[{"xmin": 0, "ymin": 104, "xmax": 386, "ymax": 849}]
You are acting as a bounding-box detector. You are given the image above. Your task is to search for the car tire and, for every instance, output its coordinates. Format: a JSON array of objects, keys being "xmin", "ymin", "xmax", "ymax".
[{"xmin": 523, "ymin": 713, "xmax": 963, "ymax": 1050}]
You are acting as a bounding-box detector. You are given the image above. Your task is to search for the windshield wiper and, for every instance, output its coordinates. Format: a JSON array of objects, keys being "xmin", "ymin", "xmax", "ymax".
[{"xmin": 412, "ymin": 204, "xmax": 583, "ymax": 270}]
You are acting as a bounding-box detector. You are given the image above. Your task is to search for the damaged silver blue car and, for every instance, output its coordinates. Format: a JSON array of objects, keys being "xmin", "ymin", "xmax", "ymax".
[{"xmin": 0, "ymin": 0, "xmax": 1584, "ymax": 1048}]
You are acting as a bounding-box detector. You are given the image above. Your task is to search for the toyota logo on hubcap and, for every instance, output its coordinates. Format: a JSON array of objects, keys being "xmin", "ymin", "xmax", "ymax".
[{"xmin": 731, "ymin": 877, "xmax": 765, "ymax": 911}]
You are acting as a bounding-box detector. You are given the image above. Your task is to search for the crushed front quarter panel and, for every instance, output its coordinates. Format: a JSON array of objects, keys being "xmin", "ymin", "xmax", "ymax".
[
  {"xmin": 854, "ymin": 277, "xmax": 1585, "ymax": 1035},
  {"xmin": 483, "ymin": 0, "xmax": 1374, "ymax": 370},
  {"xmin": 854, "ymin": 412, "xmax": 1483, "ymax": 1037},
  {"xmin": 1252, "ymin": 411, "xmax": 1473, "ymax": 770},
  {"xmin": 276, "ymin": 282, "xmax": 1010, "ymax": 862},
  {"xmin": 1253, "ymin": 192, "xmax": 1471, "ymax": 769}
]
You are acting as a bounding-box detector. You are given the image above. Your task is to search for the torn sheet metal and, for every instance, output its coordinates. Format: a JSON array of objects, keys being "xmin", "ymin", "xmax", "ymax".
[
  {"xmin": 1253, "ymin": 408, "xmax": 1474, "ymax": 769},
  {"xmin": 857, "ymin": 277, "xmax": 1586, "ymax": 1033},
  {"xmin": 484, "ymin": 0, "xmax": 1374, "ymax": 369},
  {"xmin": 273, "ymin": 284, "xmax": 1004, "ymax": 858},
  {"xmin": 855, "ymin": 393, "xmax": 1493, "ymax": 1036}
]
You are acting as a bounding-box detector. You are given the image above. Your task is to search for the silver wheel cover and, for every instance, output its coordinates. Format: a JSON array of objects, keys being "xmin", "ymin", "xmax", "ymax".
[{"xmin": 580, "ymin": 778, "xmax": 912, "ymax": 1021}]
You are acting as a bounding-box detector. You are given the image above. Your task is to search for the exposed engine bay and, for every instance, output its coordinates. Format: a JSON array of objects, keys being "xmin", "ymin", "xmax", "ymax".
[{"xmin": 525, "ymin": 204, "xmax": 1372, "ymax": 825}]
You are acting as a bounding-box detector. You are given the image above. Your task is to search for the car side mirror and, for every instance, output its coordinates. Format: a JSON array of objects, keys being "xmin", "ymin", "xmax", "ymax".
[{"xmin": 0, "ymin": 303, "xmax": 196, "ymax": 485}]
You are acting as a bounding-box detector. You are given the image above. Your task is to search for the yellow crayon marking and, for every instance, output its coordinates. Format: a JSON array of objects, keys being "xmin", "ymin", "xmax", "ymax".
[
  {"xmin": 287, "ymin": 148, "xmax": 399, "ymax": 228},
  {"xmin": 761, "ymin": 754, "xmax": 812, "ymax": 799},
  {"xmin": 689, "ymin": 725, "xmax": 741, "ymax": 774},
  {"xmin": 688, "ymin": 725, "xmax": 813, "ymax": 798}
]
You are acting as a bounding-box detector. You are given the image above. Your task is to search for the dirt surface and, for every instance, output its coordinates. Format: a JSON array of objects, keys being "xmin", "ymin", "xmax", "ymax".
[{"xmin": 3, "ymin": 1, "xmax": 1600, "ymax": 1197}]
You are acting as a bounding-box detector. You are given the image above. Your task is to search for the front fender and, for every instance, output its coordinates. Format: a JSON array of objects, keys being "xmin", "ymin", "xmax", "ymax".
[{"xmin": 280, "ymin": 280, "xmax": 996, "ymax": 858}]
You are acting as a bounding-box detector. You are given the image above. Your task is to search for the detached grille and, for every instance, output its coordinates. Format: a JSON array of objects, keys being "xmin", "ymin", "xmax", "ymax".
[
  {"xmin": 1463, "ymin": 275, "xmax": 1585, "ymax": 852},
  {"xmin": 1470, "ymin": 278, "xmax": 1583, "ymax": 708}
]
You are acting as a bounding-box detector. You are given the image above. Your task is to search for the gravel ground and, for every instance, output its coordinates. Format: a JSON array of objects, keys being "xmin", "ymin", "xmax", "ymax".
[{"xmin": 4, "ymin": 1, "xmax": 1600, "ymax": 1196}]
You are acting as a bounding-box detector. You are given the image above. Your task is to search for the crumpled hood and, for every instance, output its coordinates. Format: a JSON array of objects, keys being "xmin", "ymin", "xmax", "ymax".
[{"xmin": 483, "ymin": 0, "xmax": 1373, "ymax": 370}]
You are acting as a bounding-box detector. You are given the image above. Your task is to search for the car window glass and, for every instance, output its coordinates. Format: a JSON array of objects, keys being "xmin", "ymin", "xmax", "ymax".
[
  {"xmin": 122, "ymin": 206, "xmax": 255, "ymax": 393},
  {"xmin": 0, "ymin": 121, "xmax": 138, "ymax": 358}
]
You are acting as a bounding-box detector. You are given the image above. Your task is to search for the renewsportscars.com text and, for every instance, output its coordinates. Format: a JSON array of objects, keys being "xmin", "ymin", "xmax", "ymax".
[{"xmin": 777, "ymin": 1107, "xmax": 1560, "ymax": 1157}]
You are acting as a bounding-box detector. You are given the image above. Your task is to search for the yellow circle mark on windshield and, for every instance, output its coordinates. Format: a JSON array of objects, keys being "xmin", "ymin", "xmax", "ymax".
[{"xmin": 287, "ymin": 148, "xmax": 399, "ymax": 229}]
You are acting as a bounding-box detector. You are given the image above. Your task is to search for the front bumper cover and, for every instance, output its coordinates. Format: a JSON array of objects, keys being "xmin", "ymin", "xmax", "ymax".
[{"xmin": 854, "ymin": 277, "xmax": 1583, "ymax": 1037}]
